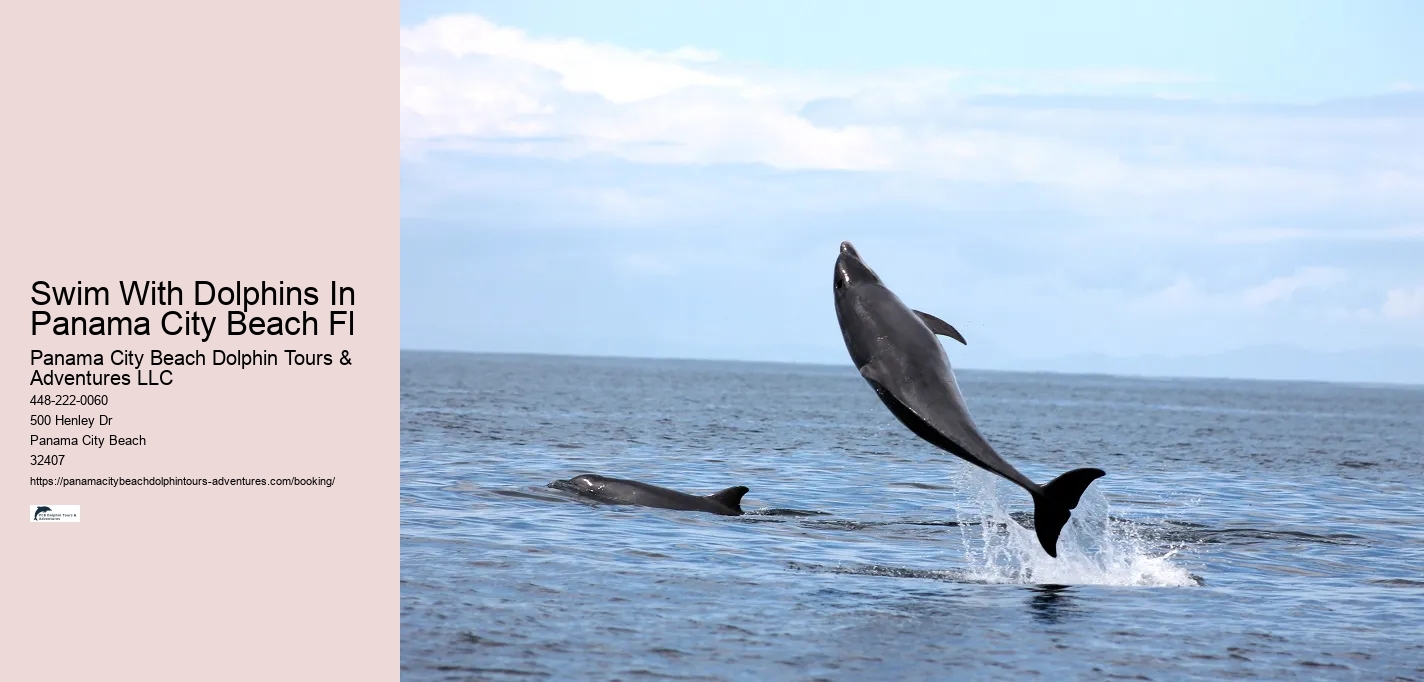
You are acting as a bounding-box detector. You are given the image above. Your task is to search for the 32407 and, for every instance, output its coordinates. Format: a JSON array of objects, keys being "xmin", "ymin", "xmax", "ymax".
[{"xmin": 32, "ymin": 454, "xmax": 65, "ymax": 465}]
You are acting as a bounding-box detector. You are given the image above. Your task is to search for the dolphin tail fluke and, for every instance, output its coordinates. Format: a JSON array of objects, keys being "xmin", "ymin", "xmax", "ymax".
[{"xmin": 1030, "ymin": 468, "xmax": 1106, "ymax": 558}]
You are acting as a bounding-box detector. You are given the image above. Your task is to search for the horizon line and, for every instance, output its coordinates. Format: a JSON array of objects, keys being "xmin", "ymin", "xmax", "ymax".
[{"xmin": 398, "ymin": 347, "xmax": 1424, "ymax": 390}]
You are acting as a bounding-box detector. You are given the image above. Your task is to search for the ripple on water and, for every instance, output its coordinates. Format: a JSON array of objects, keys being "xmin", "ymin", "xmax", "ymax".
[{"xmin": 401, "ymin": 352, "xmax": 1424, "ymax": 681}]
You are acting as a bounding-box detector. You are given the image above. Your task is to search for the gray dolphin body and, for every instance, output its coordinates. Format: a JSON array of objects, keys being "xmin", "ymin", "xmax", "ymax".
[
  {"xmin": 833, "ymin": 241, "xmax": 1104, "ymax": 557},
  {"xmin": 549, "ymin": 474, "xmax": 748, "ymax": 516}
]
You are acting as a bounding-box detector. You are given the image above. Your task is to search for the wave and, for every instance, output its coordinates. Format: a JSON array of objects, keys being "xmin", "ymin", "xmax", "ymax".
[{"xmin": 947, "ymin": 468, "xmax": 1201, "ymax": 587}]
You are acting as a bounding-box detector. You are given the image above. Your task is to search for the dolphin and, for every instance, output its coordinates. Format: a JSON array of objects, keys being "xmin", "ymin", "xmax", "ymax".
[
  {"xmin": 33, "ymin": 506, "xmax": 52, "ymax": 520},
  {"xmin": 833, "ymin": 241, "xmax": 1104, "ymax": 557},
  {"xmin": 548, "ymin": 474, "xmax": 748, "ymax": 516}
]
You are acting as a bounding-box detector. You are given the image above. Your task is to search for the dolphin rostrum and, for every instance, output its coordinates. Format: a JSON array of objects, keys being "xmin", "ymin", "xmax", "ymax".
[
  {"xmin": 549, "ymin": 474, "xmax": 749, "ymax": 516},
  {"xmin": 832, "ymin": 241, "xmax": 1104, "ymax": 557}
]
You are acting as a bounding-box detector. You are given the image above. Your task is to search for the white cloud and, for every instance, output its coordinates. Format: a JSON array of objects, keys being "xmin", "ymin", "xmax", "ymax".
[
  {"xmin": 1382, "ymin": 285, "xmax": 1424, "ymax": 319},
  {"xmin": 1129, "ymin": 267, "xmax": 1349, "ymax": 316},
  {"xmin": 1240, "ymin": 267, "xmax": 1347, "ymax": 307},
  {"xmin": 399, "ymin": 13, "xmax": 1424, "ymax": 234},
  {"xmin": 401, "ymin": 15, "xmax": 739, "ymax": 104},
  {"xmin": 1207, "ymin": 224, "xmax": 1424, "ymax": 244},
  {"xmin": 1130, "ymin": 277, "xmax": 1202, "ymax": 314},
  {"xmin": 399, "ymin": 15, "xmax": 901, "ymax": 172},
  {"xmin": 407, "ymin": 14, "xmax": 1418, "ymax": 197}
]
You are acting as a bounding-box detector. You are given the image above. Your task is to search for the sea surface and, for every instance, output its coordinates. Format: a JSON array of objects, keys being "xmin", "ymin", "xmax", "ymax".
[{"xmin": 401, "ymin": 351, "xmax": 1424, "ymax": 680}]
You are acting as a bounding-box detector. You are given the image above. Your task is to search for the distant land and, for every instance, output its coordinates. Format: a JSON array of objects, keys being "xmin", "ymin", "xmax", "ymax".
[{"xmin": 980, "ymin": 345, "xmax": 1424, "ymax": 387}]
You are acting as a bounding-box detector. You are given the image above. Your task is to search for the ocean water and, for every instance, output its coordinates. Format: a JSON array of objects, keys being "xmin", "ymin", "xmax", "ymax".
[{"xmin": 400, "ymin": 351, "xmax": 1424, "ymax": 680}]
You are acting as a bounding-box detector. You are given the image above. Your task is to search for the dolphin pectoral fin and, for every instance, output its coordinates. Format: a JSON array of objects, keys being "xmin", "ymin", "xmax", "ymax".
[
  {"xmin": 913, "ymin": 310, "xmax": 967, "ymax": 345},
  {"xmin": 707, "ymin": 486, "xmax": 749, "ymax": 514},
  {"xmin": 860, "ymin": 362, "xmax": 939, "ymax": 429},
  {"xmin": 858, "ymin": 361, "xmax": 891, "ymax": 385}
]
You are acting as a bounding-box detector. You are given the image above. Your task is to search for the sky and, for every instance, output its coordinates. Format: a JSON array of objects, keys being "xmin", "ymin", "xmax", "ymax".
[{"xmin": 399, "ymin": 1, "xmax": 1424, "ymax": 383}]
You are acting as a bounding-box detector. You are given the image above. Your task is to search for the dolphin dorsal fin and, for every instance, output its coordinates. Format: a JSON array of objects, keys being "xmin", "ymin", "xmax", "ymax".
[
  {"xmin": 913, "ymin": 310, "xmax": 967, "ymax": 345},
  {"xmin": 707, "ymin": 486, "xmax": 748, "ymax": 512}
]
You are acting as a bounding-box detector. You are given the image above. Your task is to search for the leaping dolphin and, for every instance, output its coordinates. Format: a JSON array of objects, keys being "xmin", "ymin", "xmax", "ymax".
[
  {"xmin": 832, "ymin": 241, "xmax": 1104, "ymax": 557},
  {"xmin": 549, "ymin": 474, "xmax": 748, "ymax": 516}
]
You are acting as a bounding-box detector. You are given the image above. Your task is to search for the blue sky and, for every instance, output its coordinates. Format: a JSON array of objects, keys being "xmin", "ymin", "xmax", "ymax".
[{"xmin": 400, "ymin": 2, "xmax": 1424, "ymax": 383}]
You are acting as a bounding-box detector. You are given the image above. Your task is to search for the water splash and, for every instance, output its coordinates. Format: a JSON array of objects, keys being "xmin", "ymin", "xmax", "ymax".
[{"xmin": 951, "ymin": 468, "xmax": 1199, "ymax": 587}]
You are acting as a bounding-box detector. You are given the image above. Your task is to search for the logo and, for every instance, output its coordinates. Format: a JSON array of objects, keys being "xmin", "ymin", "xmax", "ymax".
[{"xmin": 30, "ymin": 505, "xmax": 80, "ymax": 522}]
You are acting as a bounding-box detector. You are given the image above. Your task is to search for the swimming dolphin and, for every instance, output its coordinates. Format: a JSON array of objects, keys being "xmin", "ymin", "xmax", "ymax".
[
  {"xmin": 833, "ymin": 241, "xmax": 1104, "ymax": 557},
  {"xmin": 549, "ymin": 474, "xmax": 748, "ymax": 516},
  {"xmin": 33, "ymin": 506, "xmax": 52, "ymax": 520}
]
